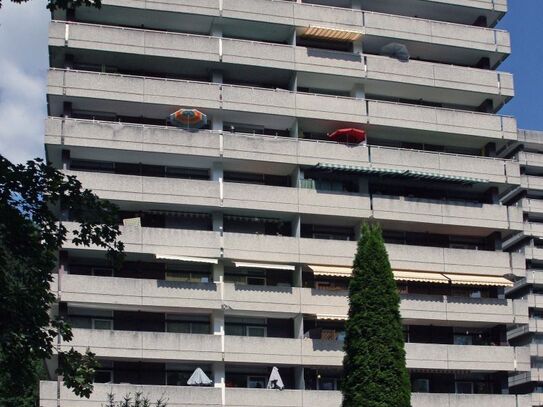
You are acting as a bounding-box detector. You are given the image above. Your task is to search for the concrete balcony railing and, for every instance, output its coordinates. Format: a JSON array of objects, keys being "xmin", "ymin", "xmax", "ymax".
[
  {"xmin": 521, "ymin": 175, "xmax": 543, "ymax": 191},
  {"xmin": 93, "ymin": 0, "xmax": 510, "ymax": 56},
  {"xmin": 54, "ymin": 274, "xmax": 221, "ymax": 310},
  {"xmin": 47, "ymin": 69, "xmax": 518, "ymax": 140},
  {"xmin": 61, "ymin": 328, "xmax": 223, "ymax": 362},
  {"xmin": 39, "ymin": 381, "xmax": 532, "ymax": 407},
  {"xmin": 520, "ymin": 198, "xmax": 543, "ymax": 216},
  {"xmin": 61, "ymin": 222, "xmax": 525, "ymax": 276},
  {"xmin": 46, "ymin": 118, "xmax": 520, "ymax": 185},
  {"xmin": 49, "ymin": 21, "xmax": 514, "ymax": 101},
  {"xmin": 524, "ymin": 222, "xmax": 543, "ymax": 239},
  {"xmin": 52, "ymin": 274, "xmax": 524, "ymax": 325},
  {"xmin": 67, "ymin": 170, "xmax": 519, "ymax": 231},
  {"xmin": 61, "ymin": 328, "xmax": 528, "ymax": 371},
  {"xmin": 39, "ymin": 381, "xmax": 223, "ymax": 407},
  {"xmin": 519, "ymin": 151, "xmax": 543, "ymax": 168},
  {"xmin": 524, "ymin": 246, "xmax": 543, "ymax": 262}
]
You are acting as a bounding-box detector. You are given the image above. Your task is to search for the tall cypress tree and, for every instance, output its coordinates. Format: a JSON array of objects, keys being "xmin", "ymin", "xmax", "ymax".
[{"xmin": 342, "ymin": 223, "xmax": 411, "ymax": 407}]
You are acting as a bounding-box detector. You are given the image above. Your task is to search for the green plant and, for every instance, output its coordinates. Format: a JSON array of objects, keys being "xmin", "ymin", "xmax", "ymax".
[{"xmin": 341, "ymin": 223, "xmax": 411, "ymax": 407}]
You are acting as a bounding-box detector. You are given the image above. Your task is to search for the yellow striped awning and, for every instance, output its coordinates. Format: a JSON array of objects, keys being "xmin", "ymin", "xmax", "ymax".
[
  {"xmin": 300, "ymin": 26, "xmax": 363, "ymax": 42},
  {"xmin": 393, "ymin": 270, "xmax": 450, "ymax": 284},
  {"xmin": 309, "ymin": 265, "xmax": 352, "ymax": 277},
  {"xmin": 443, "ymin": 273, "xmax": 513, "ymax": 287}
]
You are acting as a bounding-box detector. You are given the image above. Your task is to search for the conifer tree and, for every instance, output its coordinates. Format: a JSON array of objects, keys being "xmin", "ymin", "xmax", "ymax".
[{"xmin": 342, "ymin": 223, "xmax": 411, "ymax": 407}]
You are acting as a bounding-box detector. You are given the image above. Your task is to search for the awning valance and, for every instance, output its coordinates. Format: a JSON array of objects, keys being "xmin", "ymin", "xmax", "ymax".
[
  {"xmin": 316, "ymin": 314, "xmax": 347, "ymax": 321},
  {"xmin": 309, "ymin": 265, "xmax": 352, "ymax": 277},
  {"xmin": 300, "ymin": 26, "xmax": 363, "ymax": 42},
  {"xmin": 155, "ymin": 254, "xmax": 218, "ymax": 264},
  {"xmin": 393, "ymin": 270, "xmax": 450, "ymax": 284},
  {"xmin": 443, "ymin": 273, "xmax": 513, "ymax": 287},
  {"xmin": 234, "ymin": 261, "xmax": 295, "ymax": 271},
  {"xmin": 313, "ymin": 163, "xmax": 488, "ymax": 185}
]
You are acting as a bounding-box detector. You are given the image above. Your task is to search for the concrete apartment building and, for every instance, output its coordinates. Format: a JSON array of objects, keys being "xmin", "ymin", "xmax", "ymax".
[{"xmin": 38, "ymin": 0, "xmax": 542, "ymax": 406}]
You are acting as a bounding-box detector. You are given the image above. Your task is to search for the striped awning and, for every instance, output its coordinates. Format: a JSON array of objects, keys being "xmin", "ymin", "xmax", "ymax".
[
  {"xmin": 309, "ymin": 265, "xmax": 352, "ymax": 277},
  {"xmin": 313, "ymin": 163, "xmax": 488, "ymax": 185},
  {"xmin": 443, "ymin": 273, "xmax": 513, "ymax": 287},
  {"xmin": 234, "ymin": 261, "xmax": 295, "ymax": 271},
  {"xmin": 316, "ymin": 314, "xmax": 347, "ymax": 321},
  {"xmin": 155, "ymin": 254, "xmax": 218, "ymax": 264},
  {"xmin": 394, "ymin": 270, "xmax": 450, "ymax": 284},
  {"xmin": 300, "ymin": 26, "xmax": 363, "ymax": 42}
]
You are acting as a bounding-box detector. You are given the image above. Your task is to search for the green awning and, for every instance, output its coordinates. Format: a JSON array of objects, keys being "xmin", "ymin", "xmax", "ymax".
[{"xmin": 313, "ymin": 163, "xmax": 489, "ymax": 185}]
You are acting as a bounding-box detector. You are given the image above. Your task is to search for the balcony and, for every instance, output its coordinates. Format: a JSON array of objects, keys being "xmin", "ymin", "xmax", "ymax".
[
  {"xmin": 39, "ymin": 381, "xmax": 531, "ymax": 407},
  {"xmin": 60, "ymin": 328, "xmax": 223, "ymax": 362},
  {"xmin": 61, "ymin": 222, "xmax": 524, "ymax": 276},
  {"xmin": 521, "ymin": 175, "xmax": 543, "ymax": 192},
  {"xmin": 520, "ymin": 198, "xmax": 543, "ymax": 216},
  {"xmin": 83, "ymin": 0, "xmax": 509, "ymax": 65},
  {"xmin": 47, "ymin": 69, "xmax": 517, "ymax": 141},
  {"xmin": 52, "ymin": 275, "xmax": 523, "ymax": 325},
  {"xmin": 61, "ymin": 328, "xmax": 527, "ymax": 372},
  {"xmin": 46, "ymin": 118, "xmax": 520, "ymax": 185},
  {"xmin": 518, "ymin": 151, "xmax": 543, "ymax": 169},
  {"xmin": 49, "ymin": 21, "xmax": 514, "ymax": 107}
]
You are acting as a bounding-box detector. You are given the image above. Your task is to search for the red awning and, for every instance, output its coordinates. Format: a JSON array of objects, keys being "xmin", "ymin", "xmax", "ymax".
[{"xmin": 328, "ymin": 128, "xmax": 366, "ymax": 144}]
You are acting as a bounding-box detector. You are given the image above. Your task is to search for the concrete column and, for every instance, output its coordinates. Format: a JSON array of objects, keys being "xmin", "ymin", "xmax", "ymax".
[
  {"xmin": 290, "ymin": 119, "xmax": 299, "ymax": 139},
  {"xmin": 212, "ymin": 115, "xmax": 224, "ymax": 131},
  {"xmin": 289, "ymin": 27, "xmax": 297, "ymax": 46},
  {"xmin": 358, "ymin": 177, "xmax": 369, "ymax": 196},
  {"xmin": 212, "ymin": 309, "xmax": 225, "ymax": 336},
  {"xmin": 293, "ymin": 265, "xmax": 303, "ymax": 288},
  {"xmin": 289, "ymin": 72, "xmax": 298, "ymax": 92},
  {"xmin": 212, "ymin": 212, "xmax": 224, "ymax": 234},
  {"xmin": 353, "ymin": 39, "xmax": 363, "ymax": 54},
  {"xmin": 291, "ymin": 167, "xmax": 301, "ymax": 188},
  {"xmin": 294, "ymin": 314, "xmax": 304, "ymax": 338},
  {"xmin": 212, "ymin": 162, "xmax": 224, "ymax": 182},
  {"xmin": 294, "ymin": 366, "xmax": 305, "ymax": 390},
  {"xmin": 211, "ymin": 24, "xmax": 223, "ymax": 38},
  {"xmin": 213, "ymin": 262, "xmax": 224, "ymax": 284},
  {"xmin": 212, "ymin": 361, "xmax": 225, "ymax": 387},
  {"xmin": 352, "ymin": 0, "xmax": 362, "ymax": 10},
  {"xmin": 61, "ymin": 149, "xmax": 70, "ymax": 171},
  {"xmin": 211, "ymin": 70, "xmax": 223, "ymax": 84},
  {"xmin": 292, "ymin": 214, "xmax": 301, "ymax": 238},
  {"xmin": 351, "ymin": 84, "xmax": 365, "ymax": 99}
]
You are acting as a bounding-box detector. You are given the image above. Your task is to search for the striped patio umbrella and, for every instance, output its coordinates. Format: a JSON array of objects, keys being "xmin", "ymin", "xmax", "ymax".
[{"xmin": 169, "ymin": 108, "xmax": 207, "ymax": 129}]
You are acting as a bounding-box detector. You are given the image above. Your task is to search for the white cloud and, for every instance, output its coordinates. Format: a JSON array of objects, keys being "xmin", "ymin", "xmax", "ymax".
[{"xmin": 0, "ymin": 0, "xmax": 49, "ymax": 163}]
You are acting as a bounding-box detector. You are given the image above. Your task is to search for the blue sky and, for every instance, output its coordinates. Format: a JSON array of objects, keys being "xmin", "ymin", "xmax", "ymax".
[
  {"xmin": 0, "ymin": 0, "xmax": 541, "ymax": 163},
  {"xmin": 499, "ymin": 0, "xmax": 543, "ymax": 130}
]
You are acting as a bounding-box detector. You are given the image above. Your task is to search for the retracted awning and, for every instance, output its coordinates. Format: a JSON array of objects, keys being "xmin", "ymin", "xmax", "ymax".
[
  {"xmin": 300, "ymin": 25, "xmax": 363, "ymax": 42},
  {"xmin": 309, "ymin": 265, "xmax": 352, "ymax": 277},
  {"xmin": 155, "ymin": 254, "xmax": 218, "ymax": 264},
  {"xmin": 393, "ymin": 270, "xmax": 450, "ymax": 284},
  {"xmin": 234, "ymin": 261, "xmax": 295, "ymax": 271},
  {"xmin": 316, "ymin": 314, "xmax": 347, "ymax": 321},
  {"xmin": 313, "ymin": 163, "xmax": 488, "ymax": 185},
  {"xmin": 443, "ymin": 273, "xmax": 513, "ymax": 287}
]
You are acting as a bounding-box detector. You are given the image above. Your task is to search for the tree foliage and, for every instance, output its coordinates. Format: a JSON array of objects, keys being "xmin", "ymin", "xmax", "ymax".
[
  {"xmin": 342, "ymin": 223, "xmax": 411, "ymax": 407},
  {"xmin": 0, "ymin": 155, "xmax": 124, "ymax": 406},
  {"xmin": 0, "ymin": 0, "xmax": 101, "ymax": 11}
]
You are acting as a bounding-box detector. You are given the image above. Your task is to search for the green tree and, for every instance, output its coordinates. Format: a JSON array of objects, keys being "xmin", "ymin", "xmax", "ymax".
[
  {"xmin": 1, "ymin": 0, "xmax": 100, "ymax": 11},
  {"xmin": 342, "ymin": 223, "xmax": 410, "ymax": 407},
  {"xmin": 0, "ymin": 155, "xmax": 124, "ymax": 406}
]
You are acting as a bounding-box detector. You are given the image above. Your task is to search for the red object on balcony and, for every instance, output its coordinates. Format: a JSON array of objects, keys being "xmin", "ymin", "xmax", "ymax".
[{"xmin": 328, "ymin": 128, "xmax": 366, "ymax": 144}]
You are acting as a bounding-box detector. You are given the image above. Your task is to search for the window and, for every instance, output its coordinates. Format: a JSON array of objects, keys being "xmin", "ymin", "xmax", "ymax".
[
  {"xmin": 247, "ymin": 326, "xmax": 266, "ymax": 337},
  {"xmin": 92, "ymin": 319, "xmax": 113, "ymax": 330},
  {"xmin": 247, "ymin": 376, "xmax": 266, "ymax": 389},
  {"xmin": 412, "ymin": 379, "xmax": 430, "ymax": 393},
  {"xmin": 455, "ymin": 382, "xmax": 474, "ymax": 394},
  {"xmin": 94, "ymin": 370, "xmax": 113, "ymax": 383},
  {"xmin": 165, "ymin": 270, "xmax": 210, "ymax": 283},
  {"xmin": 165, "ymin": 315, "xmax": 210, "ymax": 334},
  {"xmin": 318, "ymin": 377, "xmax": 339, "ymax": 391}
]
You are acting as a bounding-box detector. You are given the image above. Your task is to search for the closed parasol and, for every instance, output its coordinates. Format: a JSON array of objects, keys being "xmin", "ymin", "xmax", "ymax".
[
  {"xmin": 328, "ymin": 128, "xmax": 366, "ymax": 144},
  {"xmin": 169, "ymin": 108, "xmax": 208, "ymax": 129},
  {"xmin": 187, "ymin": 368, "xmax": 213, "ymax": 386},
  {"xmin": 267, "ymin": 367, "xmax": 285, "ymax": 390}
]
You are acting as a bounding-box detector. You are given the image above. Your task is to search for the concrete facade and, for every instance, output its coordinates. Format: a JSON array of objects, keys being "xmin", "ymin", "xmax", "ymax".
[{"xmin": 42, "ymin": 0, "xmax": 539, "ymax": 406}]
